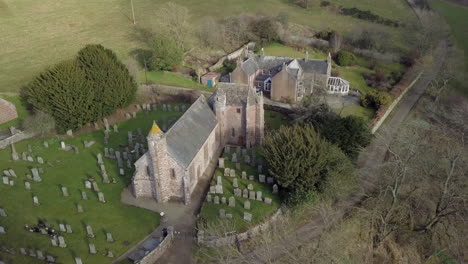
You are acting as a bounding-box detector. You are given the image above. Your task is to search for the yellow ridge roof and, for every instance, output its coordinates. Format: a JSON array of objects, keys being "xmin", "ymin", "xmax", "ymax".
[{"xmin": 149, "ymin": 121, "xmax": 162, "ymax": 135}]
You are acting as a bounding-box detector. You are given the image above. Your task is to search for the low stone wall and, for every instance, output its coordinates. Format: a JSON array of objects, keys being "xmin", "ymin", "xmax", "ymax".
[
  {"xmin": 0, "ymin": 130, "xmax": 34, "ymax": 149},
  {"xmin": 0, "ymin": 98, "xmax": 18, "ymax": 124},
  {"xmin": 139, "ymin": 84, "xmax": 213, "ymax": 99},
  {"xmin": 198, "ymin": 209, "xmax": 282, "ymax": 247},
  {"xmin": 134, "ymin": 228, "xmax": 174, "ymax": 264},
  {"xmin": 208, "ymin": 42, "xmax": 253, "ymax": 72}
]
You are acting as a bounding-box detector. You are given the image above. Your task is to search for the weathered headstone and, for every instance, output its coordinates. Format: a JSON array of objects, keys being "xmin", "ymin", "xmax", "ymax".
[
  {"xmin": 106, "ymin": 250, "xmax": 114, "ymax": 258},
  {"xmin": 113, "ymin": 124, "xmax": 118, "ymax": 133},
  {"xmin": 126, "ymin": 159, "xmax": 132, "ymax": 169},
  {"xmin": 66, "ymin": 129, "xmax": 73, "ymax": 137},
  {"xmin": 46, "ymin": 255, "xmax": 56, "ymax": 262},
  {"xmin": 103, "ymin": 118, "xmax": 110, "ymax": 131},
  {"xmin": 226, "ymin": 213, "xmax": 233, "ymax": 219},
  {"xmin": 37, "ymin": 157, "xmax": 44, "ymax": 164},
  {"xmin": 2, "ymin": 176, "xmax": 8, "ymax": 185},
  {"xmin": 209, "ymin": 186, "xmax": 216, "ymax": 194},
  {"xmin": 97, "ymin": 153, "xmax": 103, "ymax": 165},
  {"xmin": 225, "ymin": 145, "xmax": 231, "ymax": 153},
  {"xmin": 92, "ymin": 182, "xmax": 100, "ymax": 192},
  {"xmin": 43, "ymin": 141, "xmax": 49, "ymax": 148},
  {"xmin": 229, "ymin": 169, "xmax": 236, "ymax": 177},
  {"xmin": 272, "ymin": 184, "xmax": 278, "ymax": 194},
  {"xmin": 61, "ymin": 186, "xmax": 69, "ymax": 197},
  {"xmin": 241, "ymin": 171, "xmax": 247, "ymax": 179},
  {"xmin": 86, "ymin": 225, "xmax": 95, "ymax": 238},
  {"xmin": 206, "ymin": 194, "xmax": 212, "ymax": 202},
  {"xmin": 11, "ymin": 143, "xmax": 19, "ymax": 161},
  {"xmin": 0, "ymin": 226, "xmax": 5, "ymax": 233},
  {"xmin": 58, "ymin": 236, "xmax": 66, "ymax": 248},
  {"xmin": 243, "ymin": 212, "xmax": 252, "ymax": 222},
  {"xmin": 61, "ymin": 141, "xmax": 66, "ymax": 150},
  {"xmin": 119, "ymin": 168, "xmax": 124, "ymax": 176},
  {"xmin": 37, "ymin": 250, "xmax": 45, "ymax": 260},
  {"xmin": 228, "ymin": 196, "xmax": 235, "ymax": 207},
  {"xmin": 75, "ymin": 257, "xmax": 83, "ymax": 264},
  {"xmin": 28, "ymin": 144, "xmax": 32, "ymax": 152},
  {"xmin": 89, "ymin": 243, "xmax": 97, "ymax": 254},
  {"xmin": 84, "ymin": 181, "xmax": 92, "ymax": 189},
  {"xmin": 256, "ymin": 191, "xmax": 263, "ymax": 201},
  {"xmin": 244, "ymin": 155, "xmax": 251, "ymax": 164},
  {"xmin": 106, "ymin": 232, "xmax": 114, "ymax": 242},
  {"xmin": 77, "ymin": 204, "xmax": 84, "ymax": 213},
  {"xmin": 20, "ymin": 248, "xmax": 27, "ymax": 255},
  {"xmin": 221, "ymin": 197, "xmax": 226, "ymax": 204},
  {"xmin": 98, "ymin": 192, "xmax": 106, "ymax": 203},
  {"xmin": 234, "ymin": 188, "xmax": 242, "ymax": 197},
  {"xmin": 259, "ymin": 174, "xmax": 266, "ymax": 183},
  {"xmin": 33, "ymin": 196, "xmax": 40, "ymax": 206},
  {"xmin": 215, "ymin": 185, "xmax": 223, "ymax": 194},
  {"xmin": 59, "ymin": 223, "xmax": 66, "ymax": 232},
  {"xmin": 249, "ymin": 175, "xmax": 254, "ymax": 181},
  {"xmin": 9, "ymin": 179, "xmax": 14, "ymax": 186},
  {"xmin": 264, "ymin": 197, "xmax": 272, "ymax": 205},
  {"xmin": 51, "ymin": 238, "xmax": 58, "ymax": 247},
  {"xmin": 236, "ymin": 163, "xmax": 241, "ymax": 170},
  {"xmin": 27, "ymin": 155, "xmax": 34, "ymax": 162},
  {"xmin": 3, "ymin": 170, "xmax": 10, "ymax": 177},
  {"xmin": 214, "ymin": 196, "xmax": 220, "ymax": 204},
  {"xmin": 8, "ymin": 169, "xmax": 16, "ymax": 178},
  {"xmin": 247, "ymin": 184, "xmax": 253, "ymax": 190},
  {"xmin": 22, "ymin": 152, "xmax": 27, "ymax": 161},
  {"xmin": 224, "ymin": 168, "xmax": 229, "ymax": 176},
  {"xmin": 24, "ymin": 181, "xmax": 31, "ymax": 190},
  {"xmin": 218, "ymin": 158, "xmax": 225, "ymax": 168},
  {"xmin": 219, "ymin": 209, "xmax": 226, "ymax": 219},
  {"xmin": 233, "ymin": 178, "xmax": 238, "ymax": 188},
  {"xmin": 242, "ymin": 188, "xmax": 248, "ymax": 198},
  {"xmin": 231, "ymin": 153, "xmax": 237, "ymax": 163},
  {"xmin": 249, "ymin": 191, "xmax": 256, "ymax": 200},
  {"xmin": 0, "ymin": 208, "xmax": 6, "ymax": 217},
  {"xmin": 29, "ymin": 248, "xmax": 37, "ymax": 257},
  {"xmin": 31, "ymin": 168, "xmax": 41, "ymax": 182},
  {"xmin": 244, "ymin": 200, "xmax": 250, "ymax": 210},
  {"xmin": 217, "ymin": 175, "xmax": 222, "ymax": 186}
]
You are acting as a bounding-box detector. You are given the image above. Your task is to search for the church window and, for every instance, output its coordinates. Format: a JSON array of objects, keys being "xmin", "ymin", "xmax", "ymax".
[
  {"xmin": 170, "ymin": 168, "xmax": 175, "ymax": 179},
  {"xmin": 236, "ymin": 108, "xmax": 241, "ymax": 113},
  {"xmin": 232, "ymin": 128, "xmax": 235, "ymax": 137}
]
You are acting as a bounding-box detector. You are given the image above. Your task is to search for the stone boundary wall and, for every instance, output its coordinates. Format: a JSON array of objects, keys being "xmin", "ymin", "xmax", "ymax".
[
  {"xmin": 198, "ymin": 209, "xmax": 282, "ymax": 247},
  {"xmin": 0, "ymin": 98, "xmax": 18, "ymax": 124},
  {"xmin": 139, "ymin": 84, "xmax": 213, "ymax": 99},
  {"xmin": 371, "ymin": 71, "xmax": 423, "ymax": 134},
  {"xmin": 0, "ymin": 130, "xmax": 35, "ymax": 149},
  {"xmin": 135, "ymin": 228, "xmax": 174, "ymax": 264},
  {"xmin": 208, "ymin": 42, "xmax": 253, "ymax": 72}
]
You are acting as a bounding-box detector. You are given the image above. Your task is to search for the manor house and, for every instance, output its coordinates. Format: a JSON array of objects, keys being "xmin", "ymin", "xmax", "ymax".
[
  {"xmin": 230, "ymin": 52, "xmax": 349, "ymax": 102},
  {"xmin": 131, "ymin": 83, "xmax": 264, "ymax": 204}
]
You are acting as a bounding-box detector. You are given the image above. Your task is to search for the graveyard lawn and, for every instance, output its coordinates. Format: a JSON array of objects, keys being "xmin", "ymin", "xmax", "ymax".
[
  {"xmin": 0, "ymin": 104, "xmax": 189, "ymax": 263},
  {"xmin": 140, "ymin": 71, "xmax": 214, "ymax": 92},
  {"xmin": 198, "ymin": 149, "xmax": 281, "ymax": 233}
]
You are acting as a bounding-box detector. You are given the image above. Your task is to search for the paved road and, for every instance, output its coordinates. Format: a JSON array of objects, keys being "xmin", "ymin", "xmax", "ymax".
[{"xmin": 238, "ymin": 40, "xmax": 448, "ymax": 264}]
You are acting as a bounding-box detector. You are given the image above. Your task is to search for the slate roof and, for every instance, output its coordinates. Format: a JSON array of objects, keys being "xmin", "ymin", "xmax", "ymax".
[
  {"xmin": 165, "ymin": 96, "xmax": 218, "ymax": 168},
  {"xmin": 240, "ymin": 55, "xmax": 328, "ymax": 76},
  {"xmin": 215, "ymin": 83, "xmax": 258, "ymax": 106}
]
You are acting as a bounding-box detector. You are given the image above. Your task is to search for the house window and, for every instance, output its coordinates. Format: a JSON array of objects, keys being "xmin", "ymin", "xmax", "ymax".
[
  {"xmin": 170, "ymin": 168, "xmax": 175, "ymax": 179},
  {"xmin": 232, "ymin": 128, "xmax": 235, "ymax": 137}
]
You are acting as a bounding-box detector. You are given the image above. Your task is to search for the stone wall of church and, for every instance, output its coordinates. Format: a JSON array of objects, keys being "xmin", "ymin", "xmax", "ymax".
[
  {"xmin": 132, "ymin": 153, "xmax": 156, "ymax": 198},
  {"xmin": 224, "ymin": 106, "xmax": 246, "ymax": 145},
  {"xmin": 164, "ymin": 154, "xmax": 186, "ymax": 201}
]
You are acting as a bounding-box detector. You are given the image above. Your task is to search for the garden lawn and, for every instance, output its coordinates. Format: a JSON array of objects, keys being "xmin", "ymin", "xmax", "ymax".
[
  {"xmin": 0, "ymin": 94, "xmax": 29, "ymax": 130},
  {"xmin": 334, "ymin": 104, "xmax": 375, "ymax": 122},
  {"xmin": 140, "ymin": 71, "xmax": 214, "ymax": 92},
  {"xmin": 199, "ymin": 149, "xmax": 280, "ymax": 232},
  {"xmin": 0, "ymin": 104, "xmax": 188, "ymax": 263}
]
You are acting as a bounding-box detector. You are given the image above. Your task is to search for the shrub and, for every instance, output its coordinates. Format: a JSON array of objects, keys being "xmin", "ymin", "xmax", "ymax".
[
  {"xmin": 361, "ymin": 90, "xmax": 392, "ymax": 109},
  {"xmin": 22, "ymin": 111, "xmax": 55, "ymax": 137},
  {"xmin": 335, "ymin": 50, "xmax": 357, "ymax": 66},
  {"xmin": 250, "ymin": 17, "xmax": 280, "ymax": 45},
  {"xmin": 222, "ymin": 59, "xmax": 237, "ymax": 73},
  {"xmin": 340, "ymin": 7, "xmax": 399, "ymax": 27},
  {"xmin": 149, "ymin": 35, "xmax": 184, "ymax": 71},
  {"xmin": 315, "ymin": 30, "xmax": 332, "ymax": 41},
  {"xmin": 320, "ymin": 1, "xmax": 331, "ymax": 7}
]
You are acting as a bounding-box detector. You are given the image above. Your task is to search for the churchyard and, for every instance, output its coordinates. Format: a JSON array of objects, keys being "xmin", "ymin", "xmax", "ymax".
[
  {"xmin": 0, "ymin": 103, "xmax": 189, "ymax": 263},
  {"xmin": 199, "ymin": 146, "xmax": 281, "ymax": 232}
]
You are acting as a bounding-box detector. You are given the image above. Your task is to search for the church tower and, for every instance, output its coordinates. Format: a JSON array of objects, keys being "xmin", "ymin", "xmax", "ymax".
[{"xmin": 146, "ymin": 121, "xmax": 169, "ymax": 203}]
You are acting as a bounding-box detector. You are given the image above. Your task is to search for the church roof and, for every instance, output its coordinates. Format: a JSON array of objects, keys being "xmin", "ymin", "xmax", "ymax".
[
  {"xmin": 165, "ymin": 96, "xmax": 218, "ymax": 168},
  {"xmin": 215, "ymin": 83, "xmax": 259, "ymax": 106}
]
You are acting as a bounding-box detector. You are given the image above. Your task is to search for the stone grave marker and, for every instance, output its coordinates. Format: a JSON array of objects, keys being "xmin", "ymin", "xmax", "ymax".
[
  {"xmin": 86, "ymin": 225, "xmax": 95, "ymax": 237},
  {"xmin": 0, "ymin": 226, "xmax": 5, "ymax": 233},
  {"xmin": 113, "ymin": 124, "xmax": 118, "ymax": 133},
  {"xmin": 2, "ymin": 176, "xmax": 8, "ymax": 185},
  {"xmin": 11, "ymin": 143, "xmax": 19, "ymax": 161},
  {"xmin": 221, "ymin": 197, "xmax": 226, "ymax": 204},
  {"xmin": 92, "ymin": 182, "xmax": 100, "ymax": 192},
  {"xmin": 84, "ymin": 181, "xmax": 92, "ymax": 189},
  {"xmin": 217, "ymin": 175, "xmax": 222, "ymax": 186},
  {"xmin": 77, "ymin": 204, "xmax": 84, "ymax": 213},
  {"xmin": 224, "ymin": 168, "xmax": 229, "ymax": 176},
  {"xmin": 107, "ymin": 250, "xmax": 114, "ymax": 258},
  {"xmin": 247, "ymin": 184, "xmax": 253, "ymax": 190},
  {"xmin": 38, "ymin": 167, "xmax": 44, "ymax": 174},
  {"xmin": 236, "ymin": 163, "xmax": 241, "ymax": 170},
  {"xmin": 214, "ymin": 196, "xmax": 219, "ymax": 204},
  {"xmin": 37, "ymin": 250, "xmax": 45, "ymax": 260},
  {"xmin": 84, "ymin": 140, "xmax": 96, "ymax": 148},
  {"xmin": 51, "ymin": 238, "xmax": 58, "ymax": 247},
  {"xmin": 233, "ymin": 178, "xmax": 238, "ymax": 188},
  {"xmin": 20, "ymin": 248, "xmax": 27, "ymax": 255},
  {"xmin": 272, "ymin": 184, "xmax": 278, "ymax": 194},
  {"xmin": 3, "ymin": 170, "xmax": 10, "ymax": 177},
  {"xmin": 59, "ymin": 224, "xmax": 66, "ymax": 232},
  {"xmin": 206, "ymin": 194, "xmax": 212, "ymax": 202},
  {"xmin": 249, "ymin": 191, "xmax": 256, "ymax": 200},
  {"xmin": 242, "ymin": 189, "xmax": 248, "ymax": 198},
  {"xmin": 97, "ymin": 153, "xmax": 103, "ymax": 165},
  {"xmin": 29, "ymin": 248, "xmax": 37, "ymax": 257},
  {"xmin": 8, "ymin": 179, "xmax": 14, "ymax": 186},
  {"xmin": 75, "ymin": 257, "xmax": 83, "ymax": 264},
  {"xmin": 219, "ymin": 209, "xmax": 226, "ymax": 219},
  {"xmin": 66, "ymin": 224, "xmax": 72, "ymax": 233},
  {"xmin": 89, "ymin": 243, "xmax": 97, "ymax": 254},
  {"xmin": 61, "ymin": 141, "xmax": 66, "ymax": 150},
  {"xmin": 58, "ymin": 236, "xmax": 66, "ymax": 248},
  {"xmin": 24, "ymin": 181, "xmax": 31, "ymax": 190},
  {"xmin": 43, "ymin": 141, "xmax": 49, "ymax": 148},
  {"xmin": 229, "ymin": 169, "xmax": 236, "ymax": 177},
  {"xmin": 264, "ymin": 197, "xmax": 272, "ymax": 205},
  {"xmin": 259, "ymin": 174, "xmax": 266, "ymax": 183},
  {"xmin": 228, "ymin": 196, "xmax": 235, "ymax": 207},
  {"xmin": 127, "ymin": 159, "xmax": 132, "ymax": 169},
  {"xmin": 244, "ymin": 155, "xmax": 251, "ymax": 164},
  {"xmin": 98, "ymin": 192, "xmax": 106, "ymax": 203},
  {"xmin": 103, "ymin": 118, "xmax": 110, "ymax": 131},
  {"xmin": 8, "ymin": 169, "xmax": 16, "ymax": 178},
  {"xmin": 215, "ymin": 185, "xmax": 223, "ymax": 194},
  {"xmin": 28, "ymin": 144, "xmax": 32, "ymax": 152},
  {"xmin": 37, "ymin": 157, "xmax": 44, "ymax": 164},
  {"xmin": 244, "ymin": 212, "xmax": 252, "ymax": 222},
  {"xmin": 225, "ymin": 145, "xmax": 231, "ymax": 153},
  {"xmin": 231, "ymin": 153, "xmax": 237, "ymax": 163},
  {"xmin": 241, "ymin": 171, "xmax": 247, "ymax": 179},
  {"xmin": 0, "ymin": 208, "xmax": 6, "ymax": 217},
  {"xmin": 234, "ymin": 188, "xmax": 241, "ymax": 197},
  {"xmin": 256, "ymin": 191, "xmax": 262, "ymax": 201},
  {"xmin": 209, "ymin": 186, "xmax": 216, "ymax": 194},
  {"xmin": 33, "ymin": 196, "xmax": 40, "ymax": 206},
  {"xmin": 249, "ymin": 175, "xmax": 254, "ymax": 181},
  {"xmin": 226, "ymin": 213, "xmax": 233, "ymax": 219},
  {"xmin": 267, "ymin": 177, "xmax": 274, "ymax": 184},
  {"xmin": 218, "ymin": 158, "xmax": 225, "ymax": 168},
  {"xmin": 61, "ymin": 186, "xmax": 69, "ymax": 197},
  {"xmin": 46, "ymin": 255, "xmax": 56, "ymax": 262},
  {"xmin": 31, "ymin": 168, "xmax": 41, "ymax": 182},
  {"xmin": 106, "ymin": 232, "xmax": 114, "ymax": 242}
]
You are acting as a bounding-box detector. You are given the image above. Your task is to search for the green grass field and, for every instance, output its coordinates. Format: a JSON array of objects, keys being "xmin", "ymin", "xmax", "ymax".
[
  {"xmin": 0, "ymin": 0, "xmax": 414, "ymax": 93},
  {"xmin": 262, "ymin": 42, "xmax": 328, "ymax": 60},
  {"xmin": 140, "ymin": 71, "xmax": 214, "ymax": 91},
  {"xmin": 0, "ymin": 105, "xmax": 190, "ymax": 263},
  {"xmin": 199, "ymin": 149, "xmax": 280, "ymax": 232}
]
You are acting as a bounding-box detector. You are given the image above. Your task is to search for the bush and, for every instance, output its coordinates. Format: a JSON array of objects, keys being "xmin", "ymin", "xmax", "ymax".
[
  {"xmin": 149, "ymin": 35, "xmax": 184, "ymax": 71},
  {"xmin": 222, "ymin": 59, "xmax": 237, "ymax": 73},
  {"xmin": 262, "ymin": 124, "xmax": 354, "ymax": 204},
  {"xmin": 315, "ymin": 30, "xmax": 333, "ymax": 41},
  {"xmin": 22, "ymin": 111, "xmax": 55, "ymax": 137},
  {"xmin": 341, "ymin": 7, "xmax": 399, "ymax": 27},
  {"xmin": 23, "ymin": 45, "xmax": 137, "ymax": 133},
  {"xmin": 250, "ymin": 17, "xmax": 280, "ymax": 45},
  {"xmin": 320, "ymin": 1, "xmax": 331, "ymax": 7},
  {"xmin": 361, "ymin": 90, "xmax": 392, "ymax": 109},
  {"xmin": 335, "ymin": 50, "xmax": 357, "ymax": 66}
]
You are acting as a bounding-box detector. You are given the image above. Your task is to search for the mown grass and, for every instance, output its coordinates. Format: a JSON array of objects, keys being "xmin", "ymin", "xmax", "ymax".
[
  {"xmin": 140, "ymin": 71, "xmax": 214, "ymax": 91},
  {"xmin": 199, "ymin": 149, "xmax": 280, "ymax": 232},
  {"xmin": 334, "ymin": 104, "xmax": 375, "ymax": 121},
  {"xmin": 0, "ymin": 0, "xmax": 414, "ymax": 93},
  {"xmin": 0, "ymin": 105, "xmax": 190, "ymax": 263}
]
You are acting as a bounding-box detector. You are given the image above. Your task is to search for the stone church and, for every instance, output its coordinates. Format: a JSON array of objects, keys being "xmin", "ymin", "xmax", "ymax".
[{"xmin": 131, "ymin": 83, "xmax": 264, "ymax": 204}]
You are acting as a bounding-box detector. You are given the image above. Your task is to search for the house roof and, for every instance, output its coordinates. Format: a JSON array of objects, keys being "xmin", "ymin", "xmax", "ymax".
[
  {"xmin": 202, "ymin": 72, "xmax": 221, "ymax": 79},
  {"xmin": 240, "ymin": 55, "xmax": 328, "ymax": 76},
  {"xmin": 165, "ymin": 96, "xmax": 218, "ymax": 168}
]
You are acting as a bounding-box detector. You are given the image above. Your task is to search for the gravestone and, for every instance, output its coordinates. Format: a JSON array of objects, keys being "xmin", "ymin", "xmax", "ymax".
[
  {"xmin": 75, "ymin": 257, "xmax": 83, "ymax": 264},
  {"xmin": 29, "ymin": 248, "xmax": 37, "ymax": 257},
  {"xmin": 0, "ymin": 226, "xmax": 5, "ymax": 233},
  {"xmin": 224, "ymin": 168, "xmax": 229, "ymax": 177},
  {"xmin": 244, "ymin": 212, "xmax": 252, "ymax": 222},
  {"xmin": 11, "ymin": 143, "xmax": 19, "ymax": 161},
  {"xmin": 58, "ymin": 236, "xmax": 66, "ymax": 248},
  {"xmin": 107, "ymin": 250, "xmax": 114, "ymax": 258},
  {"xmin": 8, "ymin": 169, "xmax": 16, "ymax": 178},
  {"xmin": 209, "ymin": 186, "xmax": 216, "ymax": 194},
  {"xmin": 225, "ymin": 145, "xmax": 231, "ymax": 153},
  {"xmin": 236, "ymin": 163, "xmax": 241, "ymax": 170},
  {"xmin": 31, "ymin": 168, "xmax": 41, "ymax": 182},
  {"xmin": 43, "ymin": 141, "xmax": 49, "ymax": 148},
  {"xmin": 241, "ymin": 171, "xmax": 247, "ymax": 179},
  {"xmin": 231, "ymin": 153, "xmax": 237, "ymax": 163},
  {"xmin": 37, "ymin": 250, "xmax": 45, "ymax": 260},
  {"xmin": 92, "ymin": 182, "xmax": 100, "ymax": 192},
  {"xmin": 8, "ymin": 179, "xmax": 14, "ymax": 186},
  {"xmin": 104, "ymin": 148, "xmax": 110, "ymax": 157},
  {"xmin": 98, "ymin": 192, "xmax": 106, "ymax": 203},
  {"xmin": 264, "ymin": 197, "xmax": 272, "ymax": 205},
  {"xmin": 2, "ymin": 176, "xmax": 8, "ymax": 185},
  {"xmin": 28, "ymin": 144, "xmax": 32, "ymax": 152},
  {"xmin": 247, "ymin": 184, "xmax": 253, "ymax": 190},
  {"xmin": 37, "ymin": 157, "xmax": 44, "ymax": 164},
  {"xmin": 256, "ymin": 191, "xmax": 263, "ymax": 201},
  {"xmin": 33, "ymin": 196, "xmax": 40, "ymax": 206},
  {"xmin": 259, "ymin": 174, "xmax": 266, "ymax": 183},
  {"xmin": 206, "ymin": 194, "xmax": 212, "ymax": 202},
  {"xmin": 214, "ymin": 196, "xmax": 219, "ymax": 204},
  {"xmin": 217, "ymin": 176, "xmax": 222, "ymax": 186},
  {"xmin": 219, "ymin": 209, "xmax": 226, "ymax": 219},
  {"xmin": 66, "ymin": 129, "xmax": 73, "ymax": 137},
  {"xmin": 77, "ymin": 204, "xmax": 84, "ymax": 213},
  {"xmin": 127, "ymin": 159, "xmax": 132, "ymax": 169},
  {"xmin": 97, "ymin": 154, "xmax": 104, "ymax": 165},
  {"xmin": 61, "ymin": 186, "xmax": 69, "ymax": 197},
  {"xmin": 106, "ymin": 232, "xmax": 114, "ymax": 242},
  {"xmin": 218, "ymin": 158, "xmax": 225, "ymax": 168},
  {"xmin": 22, "ymin": 151, "xmax": 27, "ymax": 161},
  {"xmin": 86, "ymin": 225, "xmax": 95, "ymax": 238},
  {"xmin": 228, "ymin": 196, "xmax": 235, "ymax": 207},
  {"xmin": 3, "ymin": 170, "xmax": 10, "ymax": 177},
  {"xmin": 38, "ymin": 167, "xmax": 44, "ymax": 174},
  {"xmin": 103, "ymin": 118, "xmax": 109, "ymax": 131},
  {"xmin": 84, "ymin": 181, "xmax": 92, "ymax": 189},
  {"xmin": 113, "ymin": 124, "xmax": 118, "ymax": 133},
  {"xmin": 234, "ymin": 188, "xmax": 241, "ymax": 197},
  {"xmin": 229, "ymin": 169, "xmax": 236, "ymax": 177},
  {"xmin": 81, "ymin": 190, "xmax": 88, "ymax": 200},
  {"xmin": 249, "ymin": 175, "xmax": 254, "ymax": 181},
  {"xmin": 244, "ymin": 155, "xmax": 251, "ymax": 165},
  {"xmin": 119, "ymin": 168, "xmax": 124, "ymax": 176},
  {"xmin": 46, "ymin": 255, "xmax": 56, "ymax": 263},
  {"xmin": 267, "ymin": 177, "xmax": 274, "ymax": 184},
  {"xmin": 244, "ymin": 200, "xmax": 250, "ymax": 210},
  {"xmin": 59, "ymin": 224, "xmax": 66, "ymax": 232},
  {"xmin": 123, "ymin": 152, "xmax": 128, "ymax": 160},
  {"xmin": 272, "ymin": 184, "xmax": 278, "ymax": 194},
  {"xmin": 89, "ymin": 243, "xmax": 97, "ymax": 254},
  {"xmin": 84, "ymin": 140, "xmax": 96, "ymax": 148},
  {"xmin": 24, "ymin": 182, "xmax": 31, "ymax": 190},
  {"xmin": 215, "ymin": 185, "xmax": 223, "ymax": 194},
  {"xmin": 233, "ymin": 178, "xmax": 238, "ymax": 188},
  {"xmin": 94, "ymin": 122, "xmax": 99, "ymax": 129},
  {"xmin": 0, "ymin": 208, "xmax": 6, "ymax": 217},
  {"xmin": 249, "ymin": 191, "xmax": 256, "ymax": 200},
  {"xmin": 20, "ymin": 248, "xmax": 27, "ymax": 255},
  {"xmin": 51, "ymin": 238, "xmax": 58, "ymax": 247},
  {"xmin": 61, "ymin": 141, "xmax": 66, "ymax": 150},
  {"xmin": 242, "ymin": 189, "xmax": 248, "ymax": 198}
]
